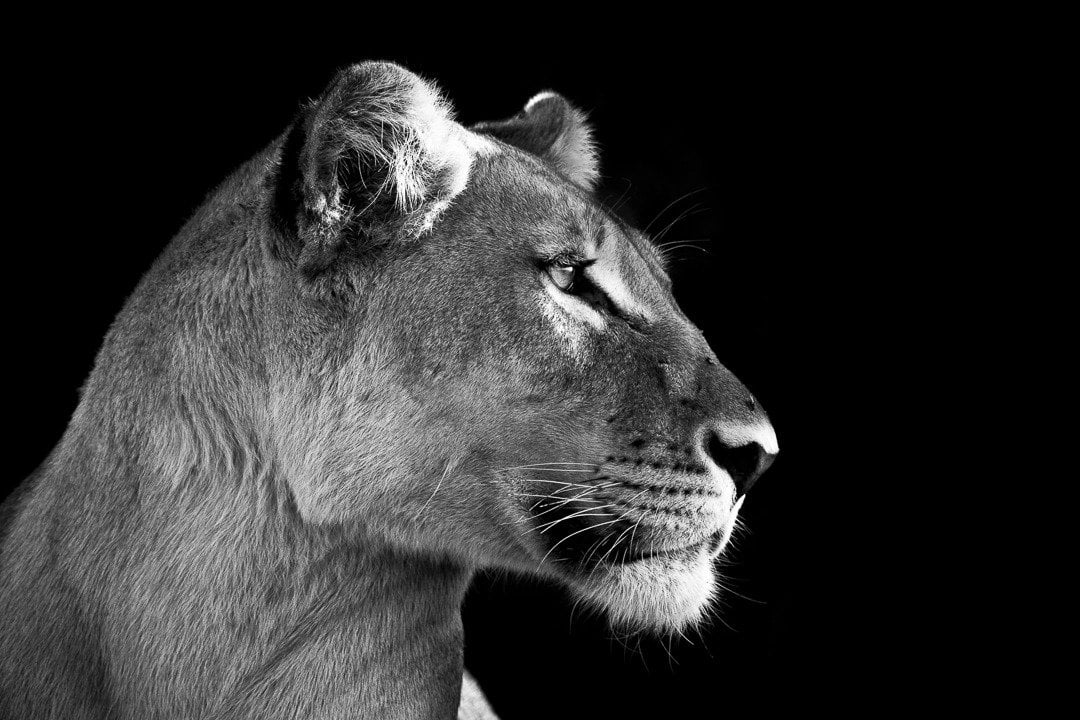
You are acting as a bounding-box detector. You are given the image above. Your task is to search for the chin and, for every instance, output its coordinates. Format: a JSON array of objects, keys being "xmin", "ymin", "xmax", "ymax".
[{"xmin": 571, "ymin": 543, "xmax": 718, "ymax": 635}]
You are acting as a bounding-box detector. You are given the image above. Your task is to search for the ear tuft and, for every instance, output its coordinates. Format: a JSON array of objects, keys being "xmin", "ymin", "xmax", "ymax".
[
  {"xmin": 473, "ymin": 91, "xmax": 600, "ymax": 190},
  {"xmin": 284, "ymin": 62, "xmax": 475, "ymax": 273}
]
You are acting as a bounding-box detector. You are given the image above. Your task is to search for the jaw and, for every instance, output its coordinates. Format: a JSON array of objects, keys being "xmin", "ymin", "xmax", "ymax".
[
  {"xmin": 499, "ymin": 455, "xmax": 747, "ymax": 635},
  {"xmin": 568, "ymin": 545, "xmax": 718, "ymax": 634}
]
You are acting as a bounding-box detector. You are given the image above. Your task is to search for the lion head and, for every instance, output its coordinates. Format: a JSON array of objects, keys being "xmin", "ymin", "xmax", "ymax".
[{"xmin": 268, "ymin": 62, "xmax": 778, "ymax": 634}]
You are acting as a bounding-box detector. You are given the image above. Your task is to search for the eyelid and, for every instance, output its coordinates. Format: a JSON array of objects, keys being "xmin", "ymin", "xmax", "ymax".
[{"xmin": 543, "ymin": 249, "xmax": 596, "ymax": 268}]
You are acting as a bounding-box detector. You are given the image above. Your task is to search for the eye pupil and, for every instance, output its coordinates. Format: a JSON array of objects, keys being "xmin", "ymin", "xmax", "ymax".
[{"xmin": 551, "ymin": 263, "xmax": 576, "ymax": 290}]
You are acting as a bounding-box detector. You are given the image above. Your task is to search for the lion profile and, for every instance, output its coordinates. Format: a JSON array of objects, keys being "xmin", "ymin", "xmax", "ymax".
[{"xmin": 0, "ymin": 62, "xmax": 777, "ymax": 719}]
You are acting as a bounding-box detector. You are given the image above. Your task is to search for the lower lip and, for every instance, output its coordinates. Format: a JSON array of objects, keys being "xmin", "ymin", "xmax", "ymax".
[{"xmin": 624, "ymin": 539, "xmax": 709, "ymax": 563}]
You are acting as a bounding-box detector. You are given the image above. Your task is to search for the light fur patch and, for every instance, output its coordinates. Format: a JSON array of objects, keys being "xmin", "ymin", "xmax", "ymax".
[
  {"xmin": 415, "ymin": 126, "xmax": 500, "ymax": 234},
  {"xmin": 540, "ymin": 290, "xmax": 590, "ymax": 362},
  {"xmin": 586, "ymin": 258, "xmax": 651, "ymax": 322},
  {"xmin": 580, "ymin": 549, "xmax": 717, "ymax": 633},
  {"xmin": 716, "ymin": 420, "xmax": 779, "ymax": 455},
  {"xmin": 539, "ymin": 261, "xmax": 611, "ymax": 364},
  {"xmin": 457, "ymin": 125, "xmax": 501, "ymax": 157},
  {"xmin": 357, "ymin": 70, "xmax": 498, "ymax": 236},
  {"xmin": 400, "ymin": 79, "xmax": 468, "ymax": 206},
  {"xmin": 524, "ymin": 91, "xmax": 559, "ymax": 113},
  {"xmin": 544, "ymin": 279, "xmax": 604, "ymax": 330}
]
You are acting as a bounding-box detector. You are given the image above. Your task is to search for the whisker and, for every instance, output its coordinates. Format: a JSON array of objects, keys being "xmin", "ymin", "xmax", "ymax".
[
  {"xmin": 522, "ymin": 478, "xmax": 596, "ymax": 487},
  {"xmin": 500, "ymin": 462, "xmax": 598, "ymax": 470},
  {"xmin": 626, "ymin": 505, "xmax": 649, "ymax": 557},
  {"xmin": 508, "ymin": 468, "xmax": 602, "ymax": 474},
  {"xmin": 657, "ymin": 241, "xmax": 709, "ymax": 254},
  {"xmin": 531, "ymin": 491, "xmax": 606, "ymax": 518},
  {"xmin": 579, "ymin": 533, "xmax": 611, "ymax": 570},
  {"xmin": 536, "ymin": 505, "xmax": 616, "ymax": 534},
  {"xmin": 582, "ymin": 514, "xmax": 635, "ymax": 581},
  {"xmin": 713, "ymin": 578, "xmax": 765, "ymax": 605},
  {"xmin": 594, "ymin": 514, "xmax": 638, "ymax": 568},
  {"xmin": 529, "ymin": 490, "xmax": 584, "ymax": 510},
  {"xmin": 653, "ymin": 205, "xmax": 707, "ymax": 243},
  {"xmin": 642, "ymin": 187, "xmax": 707, "ymax": 235},
  {"xmin": 524, "ymin": 494, "xmax": 579, "ymax": 510},
  {"xmin": 600, "ymin": 177, "xmax": 633, "ymax": 216},
  {"xmin": 528, "ymin": 483, "xmax": 618, "ymax": 513},
  {"xmin": 411, "ymin": 461, "xmax": 451, "ymax": 522},
  {"xmin": 656, "ymin": 235, "xmax": 712, "ymax": 250},
  {"xmin": 527, "ymin": 480, "xmax": 618, "ymax": 492},
  {"xmin": 537, "ymin": 518, "xmax": 622, "ymax": 569}
]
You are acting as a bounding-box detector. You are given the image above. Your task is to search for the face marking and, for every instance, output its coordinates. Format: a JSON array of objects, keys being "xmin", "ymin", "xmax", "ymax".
[
  {"xmin": 574, "ymin": 222, "xmax": 653, "ymax": 322},
  {"xmin": 586, "ymin": 256, "xmax": 652, "ymax": 322},
  {"xmin": 543, "ymin": 275, "xmax": 605, "ymax": 330},
  {"xmin": 540, "ymin": 291, "xmax": 588, "ymax": 362}
]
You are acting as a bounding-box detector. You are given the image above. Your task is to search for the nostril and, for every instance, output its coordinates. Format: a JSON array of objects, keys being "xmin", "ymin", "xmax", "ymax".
[{"xmin": 705, "ymin": 433, "xmax": 770, "ymax": 497}]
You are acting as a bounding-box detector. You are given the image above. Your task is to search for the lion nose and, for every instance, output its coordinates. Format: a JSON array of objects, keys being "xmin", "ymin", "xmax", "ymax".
[{"xmin": 703, "ymin": 421, "xmax": 778, "ymax": 497}]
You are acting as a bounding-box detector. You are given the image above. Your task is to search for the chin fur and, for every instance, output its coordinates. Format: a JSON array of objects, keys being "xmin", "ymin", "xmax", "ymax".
[{"xmin": 572, "ymin": 548, "xmax": 717, "ymax": 635}]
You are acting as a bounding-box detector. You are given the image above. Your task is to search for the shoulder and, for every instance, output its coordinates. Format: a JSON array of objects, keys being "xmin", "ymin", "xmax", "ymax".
[{"xmin": 459, "ymin": 671, "xmax": 499, "ymax": 720}]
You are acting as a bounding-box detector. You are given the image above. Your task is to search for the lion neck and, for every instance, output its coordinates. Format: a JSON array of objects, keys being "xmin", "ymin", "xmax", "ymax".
[
  {"xmin": 58, "ymin": 376, "xmax": 473, "ymax": 719},
  {"xmin": 210, "ymin": 530, "xmax": 474, "ymax": 719}
]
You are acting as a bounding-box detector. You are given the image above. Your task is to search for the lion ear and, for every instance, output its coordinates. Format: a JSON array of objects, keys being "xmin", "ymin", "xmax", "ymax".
[
  {"xmin": 282, "ymin": 62, "xmax": 475, "ymax": 274},
  {"xmin": 472, "ymin": 91, "xmax": 599, "ymax": 191}
]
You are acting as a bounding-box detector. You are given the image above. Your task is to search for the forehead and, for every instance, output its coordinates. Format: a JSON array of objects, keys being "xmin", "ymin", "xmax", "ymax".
[{"xmin": 487, "ymin": 155, "xmax": 662, "ymax": 256}]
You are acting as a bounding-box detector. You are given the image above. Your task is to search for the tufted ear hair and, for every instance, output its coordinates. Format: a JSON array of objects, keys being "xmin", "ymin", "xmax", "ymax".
[
  {"xmin": 472, "ymin": 91, "xmax": 600, "ymax": 191},
  {"xmin": 281, "ymin": 62, "xmax": 475, "ymax": 274}
]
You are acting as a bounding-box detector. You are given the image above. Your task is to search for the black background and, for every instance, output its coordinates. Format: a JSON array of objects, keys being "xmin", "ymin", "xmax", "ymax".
[{"xmin": 3, "ymin": 24, "xmax": 922, "ymax": 718}]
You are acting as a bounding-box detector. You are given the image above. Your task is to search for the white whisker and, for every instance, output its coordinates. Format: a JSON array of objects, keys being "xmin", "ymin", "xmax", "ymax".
[
  {"xmin": 501, "ymin": 462, "xmax": 598, "ymax": 470},
  {"xmin": 509, "ymin": 468, "xmax": 602, "ymax": 474},
  {"xmin": 523, "ymin": 478, "xmax": 596, "ymax": 487},
  {"xmin": 411, "ymin": 461, "xmax": 451, "ymax": 522},
  {"xmin": 538, "ymin": 518, "xmax": 622, "ymax": 569},
  {"xmin": 531, "ymin": 489, "xmax": 605, "ymax": 517},
  {"xmin": 537, "ymin": 505, "xmax": 616, "ymax": 534}
]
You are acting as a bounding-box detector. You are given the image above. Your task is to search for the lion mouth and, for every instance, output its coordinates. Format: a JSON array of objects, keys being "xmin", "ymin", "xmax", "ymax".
[
  {"xmin": 601, "ymin": 523, "xmax": 735, "ymax": 566},
  {"xmin": 517, "ymin": 459, "xmax": 741, "ymax": 572},
  {"xmin": 605, "ymin": 535, "xmax": 713, "ymax": 565}
]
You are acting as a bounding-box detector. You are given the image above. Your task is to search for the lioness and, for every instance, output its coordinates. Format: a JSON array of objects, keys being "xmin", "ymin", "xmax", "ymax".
[{"xmin": 0, "ymin": 62, "xmax": 777, "ymax": 719}]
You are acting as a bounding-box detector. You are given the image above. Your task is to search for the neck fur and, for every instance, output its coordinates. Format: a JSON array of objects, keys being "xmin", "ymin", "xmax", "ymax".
[
  {"xmin": 55, "ymin": 395, "xmax": 472, "ymax": 719},
  {"xmin": 208, "ymin": 528, "xmax": 472, "ymax": 719}
]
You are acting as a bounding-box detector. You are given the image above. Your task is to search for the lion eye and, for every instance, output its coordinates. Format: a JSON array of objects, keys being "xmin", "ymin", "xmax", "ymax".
[{"xmin": 547, "ymin": 263, "xmax": 577, "ymax": 291}]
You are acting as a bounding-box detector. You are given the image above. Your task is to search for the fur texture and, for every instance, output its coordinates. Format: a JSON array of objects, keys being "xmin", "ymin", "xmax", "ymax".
[{"xmin": 0, "ymin": 61, "xmax": 776, "ymax": 719}]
